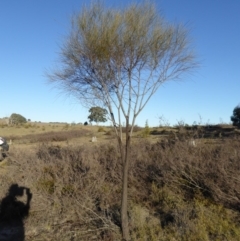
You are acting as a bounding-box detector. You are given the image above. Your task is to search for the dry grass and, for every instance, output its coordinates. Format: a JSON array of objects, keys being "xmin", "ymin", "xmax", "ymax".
[
  {"xmin": 0, "ymin": 124, "xmax": 240, "ymax": 240},
  {"xmin": 0, "ymin": 124, "xmax": 118, "ymax": 146}
]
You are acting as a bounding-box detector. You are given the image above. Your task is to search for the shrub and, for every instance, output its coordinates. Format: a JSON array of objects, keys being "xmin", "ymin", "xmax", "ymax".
[
  {"xmin": 98, "ymin": 126, "xmax": 105, "ymax": 132},
  {"xmin": 1, "ymin": 135, "xmax": 240, "ymax": 240},
  {"xmin": 141, "ymin": 120, "xmax": 150, "ymax": 138}
]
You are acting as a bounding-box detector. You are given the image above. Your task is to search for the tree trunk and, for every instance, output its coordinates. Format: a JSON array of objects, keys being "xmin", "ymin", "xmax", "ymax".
[{"xmin": 120, "ymin": 122, "xmax": 131, "ymax": 241}]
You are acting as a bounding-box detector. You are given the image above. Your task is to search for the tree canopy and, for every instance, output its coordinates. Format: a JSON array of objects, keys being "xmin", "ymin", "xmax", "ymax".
[
  {"xmin": 49, "ymin": 2, "xmax": 196, "ymax": 132},
  {"xmin": 10, "ymin": 113, "xmax": 27, "ymax": 125},
  {"xmin": 88, "ymin": 106, "xmax": 108, "ymax": 124},
  {"xmin": 231, "ymin": 106, "xmax": 240, "ymax": 128},
  {"xmin": 48, "ymin": 2, "xmax": 197, "ymax": 240}
]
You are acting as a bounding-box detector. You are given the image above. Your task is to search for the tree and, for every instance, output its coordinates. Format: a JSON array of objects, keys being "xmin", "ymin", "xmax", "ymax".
[
  {"xmin": 88, "ymin": 106, "xmax": 108, "ymax": 124},
  {"xmin": 231, "ymin": 105, "xmax": 240, "ymax": 128},
  {"xmin": 10, "ymin": 113, "xmax": 27, "ymax": 125},
  {"xmin": 48, "ymin": 2, "xmax": 197, "ymax": 239}
]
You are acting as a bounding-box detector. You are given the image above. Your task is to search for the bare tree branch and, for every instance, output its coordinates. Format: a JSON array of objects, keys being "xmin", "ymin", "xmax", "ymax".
[{"xmin": 47, "ymin": 2, "xmax": 197, "ymax": 240}]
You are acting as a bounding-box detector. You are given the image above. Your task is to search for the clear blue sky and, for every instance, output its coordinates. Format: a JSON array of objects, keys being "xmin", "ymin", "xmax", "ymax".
[{"xmin": 1, "ymin": 0, "xmax": 239, "ymax": 127}]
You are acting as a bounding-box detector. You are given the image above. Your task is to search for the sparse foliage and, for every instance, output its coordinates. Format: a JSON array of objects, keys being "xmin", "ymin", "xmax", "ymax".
[
  {"xmin": 142, "ymin": 120, "xmax": 150, "ymax": 137},
  {"xmin": 48, "ymin": 2, "xmax": 197, "ymax": 239},
  {"xmin": 159, "ymin": 115, "xmax": 171, "ymax": 127},
  {"xmin": 231, "ymin": 105, "xmax": 240, "ymax": 128}
]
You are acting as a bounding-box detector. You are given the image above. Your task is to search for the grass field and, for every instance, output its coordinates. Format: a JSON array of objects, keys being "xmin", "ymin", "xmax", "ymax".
[{"xmin": 0, "ymin": 123, "xmax": 240, "ymax": 240}]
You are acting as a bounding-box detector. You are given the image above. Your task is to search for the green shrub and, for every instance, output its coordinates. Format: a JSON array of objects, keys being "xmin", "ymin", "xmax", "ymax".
[
  {"xmin": 98, "ymin": 126, "xmax": 105, "ymax": 132},
  {"xmin": 141, "ymin": 120, "xmax": 150, "ymax": 138}
]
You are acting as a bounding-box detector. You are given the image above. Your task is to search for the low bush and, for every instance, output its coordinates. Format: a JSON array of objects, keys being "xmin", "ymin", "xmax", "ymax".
[
  {"xmin": 0, "ymin": 136, "xmax": 240, "ymax": 240},
  {"xmin": 98, "ymin": 127, "xmax": 105, "ymax": 132}
]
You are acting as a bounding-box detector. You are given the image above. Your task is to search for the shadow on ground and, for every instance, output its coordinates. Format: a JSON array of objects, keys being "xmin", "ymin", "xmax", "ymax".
[{"xmin": 0, "ymin": 184, "xmax": 32, "ymax": 241}]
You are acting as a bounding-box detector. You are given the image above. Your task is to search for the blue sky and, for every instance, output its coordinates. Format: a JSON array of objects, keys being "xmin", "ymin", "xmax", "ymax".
[{"xmin": 1, "ymin": 0, "xmax": 239, "ymax": 127}]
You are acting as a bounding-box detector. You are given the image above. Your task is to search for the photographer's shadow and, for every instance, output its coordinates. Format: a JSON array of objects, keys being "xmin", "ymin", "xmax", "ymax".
[{"xmin": 0, "ymin": 184, "xmax": 32, "ymax": 241}]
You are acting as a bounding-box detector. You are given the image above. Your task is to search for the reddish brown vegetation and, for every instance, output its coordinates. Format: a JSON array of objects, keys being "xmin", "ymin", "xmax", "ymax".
[{"xmin": 0, "ymin": 130, "xmax": 240, "ymax": 240}]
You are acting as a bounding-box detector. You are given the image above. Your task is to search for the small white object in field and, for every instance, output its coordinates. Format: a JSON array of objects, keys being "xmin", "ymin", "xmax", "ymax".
[
  {"xmin": 92, "ymin": 136, "xmax": 97, "ymax": 142},
  {"xmin": 0, "ymin": 137, "xmax": 5, "ymax": 145},
  {"xmin": 189, "ymin": 140, "xmax": 196, "ymax": 147}
]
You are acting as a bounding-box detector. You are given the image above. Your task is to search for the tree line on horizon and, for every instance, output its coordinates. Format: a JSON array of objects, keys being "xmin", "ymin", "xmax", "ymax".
[{"xmin": 0, "ymin": 105, "xmax": 240, "ymax": 128}]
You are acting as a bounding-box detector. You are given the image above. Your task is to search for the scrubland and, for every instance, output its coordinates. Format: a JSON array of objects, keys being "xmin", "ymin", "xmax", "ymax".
[{"xmin": 0, "ymin": 123, "xmax": 240, "ymax": 240}]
